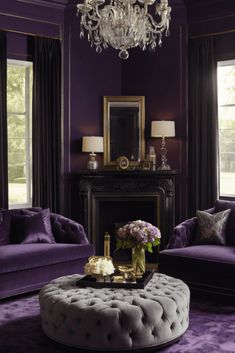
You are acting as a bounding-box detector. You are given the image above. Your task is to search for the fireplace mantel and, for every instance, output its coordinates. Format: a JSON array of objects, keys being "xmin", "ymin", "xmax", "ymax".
[{"xmin": 77, "ymin": 170, "xmax": 177, "ymax": 259}]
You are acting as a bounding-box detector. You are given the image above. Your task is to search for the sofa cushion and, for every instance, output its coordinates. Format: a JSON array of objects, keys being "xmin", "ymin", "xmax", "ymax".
[
  {"xmin": 159, "ymin": 245, "xmax": 235, "ymax": 294},
  {"xmin": 11, "ymin": 209, "xmax": 55, "ymax": 244},
  {"xmin": 194, "ymin": 209, "xmax": 231, "ymax": 245},
  {"xmin": 0, "ymin": 208, "xmax": 43, "ymax": 245},
  {"xmin": 160, "ymin": 245, "xmax": 235, "ymax": 264},
  {"xmin": 0, "ymin": 243, "xmax": 94, "ymax": 274},
  {"xmin": 0, "ymin": 211, "xmax": 12, "ymax": 245},
  {"xmin": 214, "ymin": 200, "xmax": 235, "ymax": 245}
]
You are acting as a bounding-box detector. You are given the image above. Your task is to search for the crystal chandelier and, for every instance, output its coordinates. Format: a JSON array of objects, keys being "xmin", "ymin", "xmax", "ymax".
[{"xmin": 76, "ymin": 0, "xmax": 172, "ymax": 59}]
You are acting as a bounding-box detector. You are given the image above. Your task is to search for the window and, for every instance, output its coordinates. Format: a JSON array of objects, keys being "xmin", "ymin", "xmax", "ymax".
[
  {"xmin": 217, "ymin": 60, "xmax": 235, "ymax": 197},
  {"xmin": 7, "ymin": 59, "xmax": 33, "ymax": 208}
]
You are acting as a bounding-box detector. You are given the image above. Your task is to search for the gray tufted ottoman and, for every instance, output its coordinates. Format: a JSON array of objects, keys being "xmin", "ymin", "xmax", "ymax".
[{"xmin": 39, "ymin": 273, "xmax": 190, "ymax": 351}]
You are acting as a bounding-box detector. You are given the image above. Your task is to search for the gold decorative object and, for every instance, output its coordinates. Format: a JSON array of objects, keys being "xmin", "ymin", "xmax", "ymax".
[
  {"xmin": 118, "ymin": 266, "xmax": 136, "ymax": 282},
  {"xmin": 112, "ymin": 276, "xmax": 125, "ymax": 283},
  {"xmin": 104, "ymin": 232, "xmax": 111, "ymax": 258},
  {"xmin": 84, "ymin": 256, "xmax": 115, "ymax": 281},
  {"xmin": 116, "ymin": 156, "xmax": 130, "ymax": 170}
]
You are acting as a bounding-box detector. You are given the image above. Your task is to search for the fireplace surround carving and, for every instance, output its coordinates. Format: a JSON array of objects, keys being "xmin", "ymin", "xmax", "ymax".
[{"xmin": 77, "ymin": 170, "xmax": 176, "ymax": 262}]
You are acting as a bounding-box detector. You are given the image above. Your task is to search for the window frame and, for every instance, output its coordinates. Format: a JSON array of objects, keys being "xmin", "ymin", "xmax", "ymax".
[
  {"xmin": 217, "ymin": 59, "xmax": 235, "ymax": 200},
  {"xmin": 7, "ymin": 59, "xmax": 33, "ymax": 209}
]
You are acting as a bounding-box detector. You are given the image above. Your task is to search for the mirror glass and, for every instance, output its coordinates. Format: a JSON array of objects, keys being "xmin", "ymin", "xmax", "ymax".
[{"xmin": 103, "ymin": 96, "xmax": 145, "ymax": 168}]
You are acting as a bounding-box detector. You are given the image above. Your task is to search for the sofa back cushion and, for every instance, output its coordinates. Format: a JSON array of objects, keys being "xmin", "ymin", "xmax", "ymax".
[
  {"xmin": 214, "ymin": 199, "xmax": 235, "ymax": 245},
  {"xmin": 11, "ymin": 209, "xmax": 55, "ymax": 244},
  {"xmin": 50, "ymin": 213, "xmax": 89, "ymax": 244},
  {"xmin": 0, "ymin": 211, "xmax": 12, "ymax": 245}
]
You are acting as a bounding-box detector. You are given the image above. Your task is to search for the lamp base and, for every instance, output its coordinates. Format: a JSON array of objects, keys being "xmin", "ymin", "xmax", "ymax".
[
  {"xmin": 157, "ymin": 163, "xmax": 171, "ymax": 171},
  {"xmin": 87, "ymin": 153, "xmax": 98, "ymax": 170}
]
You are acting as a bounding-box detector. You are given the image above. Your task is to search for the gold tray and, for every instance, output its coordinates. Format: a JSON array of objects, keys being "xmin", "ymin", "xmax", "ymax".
[{"xmin": 76, "ymin": 270, "xmax": 155, "ymax": 289}]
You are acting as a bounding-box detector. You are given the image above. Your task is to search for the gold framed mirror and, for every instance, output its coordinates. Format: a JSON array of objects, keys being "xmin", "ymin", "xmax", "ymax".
[{"xmin": 103, "ymin": 96, "xmax": 145, "ymax": 168}]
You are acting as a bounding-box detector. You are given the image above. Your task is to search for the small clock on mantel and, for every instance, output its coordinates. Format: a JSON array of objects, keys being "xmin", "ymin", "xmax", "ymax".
[{"xmin": 116, "ymin": 156, "xmax": 130, "ymax": 170}]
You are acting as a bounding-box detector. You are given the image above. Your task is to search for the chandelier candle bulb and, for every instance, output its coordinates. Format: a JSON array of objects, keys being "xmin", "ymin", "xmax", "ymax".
[{"xmin": 76, "ymin": 0, "xmax": 172, "ymax": 59}]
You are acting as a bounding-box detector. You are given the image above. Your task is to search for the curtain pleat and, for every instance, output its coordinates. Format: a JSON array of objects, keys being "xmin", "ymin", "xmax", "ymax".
[
  {"xmin": 188, "ymin": 37, "xmax": 218, "ymax": 217},
  {"xmin": 32, "ymin": 37, "xmax": 61, "ymax": 213},
  {"xmin": 0, "ymin": 30, "xmax": 8, "ymax": 209}
]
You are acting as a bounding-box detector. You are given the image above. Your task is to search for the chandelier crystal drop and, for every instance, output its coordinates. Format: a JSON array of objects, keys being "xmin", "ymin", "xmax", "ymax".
[{"xmin": 76, "ymin": 0, "xmax": 172, "ymax": 59}]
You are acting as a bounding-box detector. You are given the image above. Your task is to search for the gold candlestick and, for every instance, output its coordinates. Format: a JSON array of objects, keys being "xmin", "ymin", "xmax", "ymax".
[{"xmin": 104, "ymin": 232, "xmax": 111, "ymax": 258}]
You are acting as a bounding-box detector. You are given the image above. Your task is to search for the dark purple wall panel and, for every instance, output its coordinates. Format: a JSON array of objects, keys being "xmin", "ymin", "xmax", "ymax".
[
  {"xmin": 7, "ymin": 32, "xmax": 29, "ymax": 61},
  {"xmin": 121, "ymin": 12, "xmax": 188, "ymax": 223},
  {"xmin": 64, "ymin": 6, "xmax": 122, "ymax": 174},
  {"xmin": 188, "ymin": 1, "xmax": 235, "ymax": 37},
  {"xmin": 0, "ymin": 1, "xmax": 63, "ymax": 25}
]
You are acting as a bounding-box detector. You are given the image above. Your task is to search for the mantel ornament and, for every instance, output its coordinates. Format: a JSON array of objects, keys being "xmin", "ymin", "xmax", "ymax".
[{"xmin": 76, "ymin": 0, "xmax": 172, "ymax": 59}]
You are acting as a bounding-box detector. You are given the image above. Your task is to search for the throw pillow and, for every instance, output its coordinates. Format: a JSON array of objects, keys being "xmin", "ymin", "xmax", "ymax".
[
  {"xmin": 21, "ymin": 208, "xmax": 54, "ymax": 241},
  {"xmin": 11, "ymin": 209, "xmax": 55, "ymax": 244},
  {"xmin": 194, "ymin": 209, "xmax": 231, "ymax": 245},
  {"xmin": 0, "ymin": 211, "xmax": 12, "ymax": 245}
]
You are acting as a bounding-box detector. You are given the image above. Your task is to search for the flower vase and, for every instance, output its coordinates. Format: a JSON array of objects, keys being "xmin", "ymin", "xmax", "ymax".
[{"xmin": 132, "ymin": 245, "xmax": 145, "ymax": 277}]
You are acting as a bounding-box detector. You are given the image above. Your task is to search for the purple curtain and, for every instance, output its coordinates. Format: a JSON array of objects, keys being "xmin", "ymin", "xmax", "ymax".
[
  {"xmin": 188, "ymin": 36, "xmax": 218, "ymax": 217},
  {"xmin": 32, "ymin": 37, "xmax": 61, "ymax": 213},
  {"xmin": 0, "ymin": 30, "xmax": 8, "ymax": 208}
]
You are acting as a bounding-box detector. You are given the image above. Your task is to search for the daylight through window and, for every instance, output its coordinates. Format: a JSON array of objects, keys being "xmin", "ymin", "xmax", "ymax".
[
  {"xmin": 7, "ymin": 59, "xmax": 33, "ymax": 208},
  {"xmin": 217, "ymin": 60, "xmax": 235, "ymax": 197}
]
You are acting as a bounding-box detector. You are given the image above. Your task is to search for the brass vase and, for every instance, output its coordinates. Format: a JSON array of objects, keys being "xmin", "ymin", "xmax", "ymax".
[{"xmin": 132, "ymin": 245, "xmax": 145, "ymax": 277}]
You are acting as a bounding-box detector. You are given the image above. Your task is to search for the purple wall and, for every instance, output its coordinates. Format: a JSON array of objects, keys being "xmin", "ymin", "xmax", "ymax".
[
  {"xmin": 64, "ymin": 6, "xmax": 122, "ymax": 174},
  {"xmin": 1, "ymin": 0, "xmax": 235, "ymax": 221},
  {"xmin": 121, "ymin": 3, "xmax": 188, "ymax": 223},
  {"xmin": 63, "ymin": 5, "xmax": 122, "ymax": 216}
]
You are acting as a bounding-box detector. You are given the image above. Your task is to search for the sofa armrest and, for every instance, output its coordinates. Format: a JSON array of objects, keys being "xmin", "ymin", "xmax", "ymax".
[
  {"xmin": 50, "ymin": 213, "xmax": 89, "ymax": 244},
  {"xmin": 167, "ymin": 207, "xmax": 215, "ymax": 249}
]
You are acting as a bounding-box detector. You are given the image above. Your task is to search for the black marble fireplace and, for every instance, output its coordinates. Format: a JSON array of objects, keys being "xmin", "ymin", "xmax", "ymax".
[{"xmin": 77, "ymin": 170, "xmax": 176, "ymax": 263}]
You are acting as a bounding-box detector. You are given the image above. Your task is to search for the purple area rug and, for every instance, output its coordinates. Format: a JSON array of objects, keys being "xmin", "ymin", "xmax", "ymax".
[{"xmin": 0, "ymin": 293, "xmax": 235, "ymax": 353}]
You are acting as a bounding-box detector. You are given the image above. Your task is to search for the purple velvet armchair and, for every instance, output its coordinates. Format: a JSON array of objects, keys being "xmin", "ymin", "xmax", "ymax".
[
  {"xmin": 0, "ymin": 208, "xmax": 94, "ymax": 299},
  {"xmin": 159, "ymin": 200, "xmax": 235, "ymax": 298}
]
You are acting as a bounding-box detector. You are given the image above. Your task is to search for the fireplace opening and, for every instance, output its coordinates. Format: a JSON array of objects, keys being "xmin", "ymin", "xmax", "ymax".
[{"xmin": 91, "ymin": 192, "xmax": 163, "ymax": 263}]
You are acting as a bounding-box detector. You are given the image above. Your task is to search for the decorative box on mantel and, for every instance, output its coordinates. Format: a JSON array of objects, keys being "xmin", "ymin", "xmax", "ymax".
[{"xmin": 77, "ymin": 170, "xmax": 177, "ymax": 263}]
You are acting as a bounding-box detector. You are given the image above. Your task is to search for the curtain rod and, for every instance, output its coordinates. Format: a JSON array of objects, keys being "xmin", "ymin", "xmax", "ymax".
[
  {"xmin": 1, "ymin": 27, "xmax": 61, "ymax": 40},
  {"xmin": 190, "ymin": 27, "xmax": 235, "ymax": 39}
]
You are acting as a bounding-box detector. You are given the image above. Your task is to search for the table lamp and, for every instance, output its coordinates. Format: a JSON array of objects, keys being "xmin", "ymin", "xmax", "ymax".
[
  {"xmin": 151, "ymin": 121, "xmax": 175, "ymax": 170},
  {"xmin": 82, "ymin": 136, "xmax": 103, "ymax": 170}
]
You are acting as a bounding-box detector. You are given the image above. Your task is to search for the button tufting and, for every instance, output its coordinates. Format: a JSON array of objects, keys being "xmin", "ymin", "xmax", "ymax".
[{"xmin": 39, "ymin": 273, "xmax": 190, "ymax": 351}]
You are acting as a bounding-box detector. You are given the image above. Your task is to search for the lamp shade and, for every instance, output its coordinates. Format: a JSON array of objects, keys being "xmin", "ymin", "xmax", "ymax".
[
  {"xmin": 151, "ymin": 121, "xmax": 175, "ymax": 138},
  {"xmin": 82, "ymin": 136, "xmax": 104, "ymax": 153}
]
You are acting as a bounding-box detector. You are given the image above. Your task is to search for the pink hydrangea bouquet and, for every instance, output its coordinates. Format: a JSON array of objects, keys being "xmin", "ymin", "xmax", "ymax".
[{"xmin": 116, "ymin": 220, "xmax": 161, "ymax": 253}]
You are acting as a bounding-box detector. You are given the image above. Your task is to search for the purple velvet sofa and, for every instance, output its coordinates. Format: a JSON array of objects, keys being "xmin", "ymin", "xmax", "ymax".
[
  {"xmin": 0, "ymin": 208, "xmax": 94, "ymax": 299},
  {"xmin": 159, "ymin": 200, "xmax": 235, "ymax": 298}
]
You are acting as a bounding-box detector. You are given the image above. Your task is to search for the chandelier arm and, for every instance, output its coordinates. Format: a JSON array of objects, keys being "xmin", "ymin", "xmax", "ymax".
[
  {"xmin": 95, "ymin": 4, "xmax": 102, "ymax": 19},
  {"xmin": 146, "ymin": 13, "xmax": 168, "ymax": 31},
  {"xmin": 82, "ymin": 14, "xmax": 101, "ymax": 31}
]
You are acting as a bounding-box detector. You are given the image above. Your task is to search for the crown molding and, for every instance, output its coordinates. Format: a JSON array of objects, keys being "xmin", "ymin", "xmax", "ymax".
[{"xmin": 16, "ymin": 0, "xmax": 69, "ymax": 9}]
